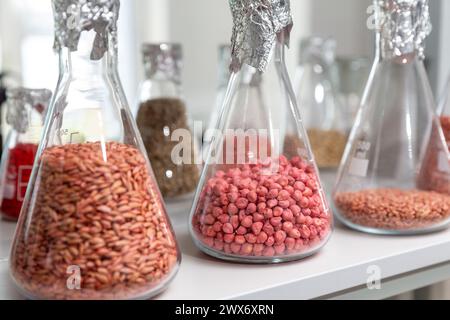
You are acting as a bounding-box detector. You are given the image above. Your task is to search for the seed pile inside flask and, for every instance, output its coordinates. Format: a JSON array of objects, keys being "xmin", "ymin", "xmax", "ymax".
[
  {"xmin": 10, "ymin": 141, "xmax": 179, "ymax": 300},
  {"xmin": 334, "ymin": 189, "xmax": 450, "ymax": 230},
  {"xmin": 191, "ymin": 155, "xmax": 332, "ymax": 259}
]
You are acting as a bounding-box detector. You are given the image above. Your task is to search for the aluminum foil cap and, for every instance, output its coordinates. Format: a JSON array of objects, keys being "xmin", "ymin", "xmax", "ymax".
[
  {"xmin": 142, "ymin": 43, "xmax": 183, "ymax": 85},
  {"xmin": 6, "ymin": 88, "xmax": 52, "ymax": 133},
  {"xmin": 52, "ymin": 0, "xmax": 120, "ymax": 60},
  {"xmin": 376, "ymin": 0, "xmax": 431, "ymax": 60},
  {"xmin": 229, "ymin": 0, "xmax": 293, "ymax": 72}
]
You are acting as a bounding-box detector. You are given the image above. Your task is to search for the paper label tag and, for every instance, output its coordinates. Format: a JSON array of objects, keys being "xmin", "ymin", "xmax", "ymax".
[
  {"xmin": 348, "ymin": 140, "xmax": 371, "ymax": 177},
  {"xmin": 438, "ymin": 151, "xmax": 449, "ymax": 172},
  {"xmin": 2, "ymin": 183, "xmax": 15, "ymax": 200},
  {"xmin": 349, "ymin": 158, "xmax": 369, "ymax": 177}
]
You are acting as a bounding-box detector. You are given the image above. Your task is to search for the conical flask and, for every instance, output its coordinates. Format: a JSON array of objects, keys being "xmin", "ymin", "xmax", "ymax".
[
  {"xmin": 0, "ymin": 88, "xmax": 51, "ymax": 221},
  {"xmin": 437, "ymin": 75, "xmax": 450, "ymax": 150},
  {"xmin": 0, "ymin": 88, "xmax": 50, "ymax": 261},
  {"xmin": 190, "ymin": 0, "xmax": 333, "ymax": 263},
  {"xmin": 9, "ymin": 0, "xmax": 180, "ymax": 300},
  {"xmin": 136, "ymin": 43, "xmax": 200, "ymax": 201},
  {"xmin": 333, "ymin": 0, "xmax": 450, "ymax": 234},
  {"xmin": 294, "ymin": 37, "xmax": 347, "ymax": 169}
]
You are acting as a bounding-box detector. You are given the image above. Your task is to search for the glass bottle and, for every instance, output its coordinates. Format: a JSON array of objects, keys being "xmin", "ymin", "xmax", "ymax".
[
  {"xmin": 136, "ymin": 43, "xmax": 200, "ymax": 201},
  {"xmin": 10, "ymin": 0, "xmax": 180, "ymax": 300},
  {"xmin": 0, "ymin": 88, "xmax": 51, "ymax": 221},
  {"xmin": 333, "ymin": 0, "xmax": 450, "ymax": 234},
  {"xmin": 189, "ymin": 0, "xmax": 333, "ymax": 263},
  {"xmin": 294, "ymin": 37, "xmax": 347, "ymax": 169}
]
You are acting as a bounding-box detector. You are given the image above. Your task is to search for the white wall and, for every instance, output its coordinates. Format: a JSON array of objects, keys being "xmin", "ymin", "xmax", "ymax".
[{"xmin": 0, "ymin": 0, "xmax": 381, "ymax": 124}]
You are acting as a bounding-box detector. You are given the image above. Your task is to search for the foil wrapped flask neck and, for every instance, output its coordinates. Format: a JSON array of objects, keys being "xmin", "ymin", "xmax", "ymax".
[
  {"xmin": 6, "ymin": 88, "xmax": 52, "ymax": 133},
  {"xmin": 142, "ymin": 43, "xmax": 183, "ymax": 85},
  {"xmin": 52, "ymin": 0, "xmax": 120, "ymax": 60},
  {"xmin": 376, "ymin": 0, "xmax": 431, "ymax": 60},
  {"xmin": 229, "ymin": 0, "xmax": 293, "ymax": 72}
]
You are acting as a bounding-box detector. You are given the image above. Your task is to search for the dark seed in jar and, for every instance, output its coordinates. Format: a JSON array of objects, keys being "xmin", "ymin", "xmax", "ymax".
[{"xmin": 136, "ymin": 98, "xmax": 199, "ymax": 199}]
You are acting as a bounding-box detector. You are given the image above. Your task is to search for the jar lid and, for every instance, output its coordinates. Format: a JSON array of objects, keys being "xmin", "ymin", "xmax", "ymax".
[
  {"xmin": 6, "ymin": 88, "xmax": 52, "ymax": 133},
  {"xmin": 229, "ymin": 0, "xmax": 293, "ymax": 73},
  {"xmin": 52, "ymin": 0, "xmax": 120, "ymax": 60},
  {"xmin": 142, "ymin": 43, "xmax": 183, "ymax": 84}
]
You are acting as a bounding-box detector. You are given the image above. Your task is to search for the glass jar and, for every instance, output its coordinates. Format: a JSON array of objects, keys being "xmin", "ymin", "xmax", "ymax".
[
  {"xmin": 189, "ymin": 0, "xmax": 332, "ymax": 263},
  {"xmin": 136, "ymin": 43, "xmax": 200, "ymax": 201},
  {"xmin": 333, "ymin": 0, "xmax": 450, "ymax": 234},
  {"xmin": 0, "ymin": 88, "xmax": 51, "ymax": 221},
  {"xmin": 10, "ymin": 0, "xmax": 180, "ymax": 300},
  {"xmin": 295, "ymin": 37, "xmax": 347, "ymax": 169}
]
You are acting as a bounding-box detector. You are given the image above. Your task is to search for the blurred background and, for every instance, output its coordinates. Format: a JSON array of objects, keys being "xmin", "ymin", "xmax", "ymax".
[
  {"xmin": 1, "ymin": 0, "xmax": 449, "ymax": 123},
  {"xmin": 0, "ymin": 0, "xmax": 450, "ymax": 299}
]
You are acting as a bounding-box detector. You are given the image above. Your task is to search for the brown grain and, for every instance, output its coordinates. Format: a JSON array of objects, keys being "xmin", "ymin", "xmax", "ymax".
[{"xmin": 10, "ymin": 141, "xmax": 179, "ymax": 300}]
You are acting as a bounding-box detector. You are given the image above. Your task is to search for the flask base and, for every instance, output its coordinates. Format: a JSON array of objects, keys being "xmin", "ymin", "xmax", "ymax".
[
  {"xmin": 190, "ymin": 230, "xmax": 332, "ymax": 264},
  {"xmin": 334, "ymin": 208, "xmax": 450, "ymax": 236}
]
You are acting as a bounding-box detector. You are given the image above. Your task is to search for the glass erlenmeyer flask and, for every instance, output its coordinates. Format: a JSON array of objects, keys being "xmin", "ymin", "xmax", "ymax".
[
  {"xmin": 10, "ymin": 0, "xmax": 180, "ymax": 300},
  {"xmin": 0, "ymin": 88, "xmax": 51, "ymax": 221},
  {"xmin": 136, "ymin": 43, "xmax": 200, "ymax": 201},
  {"xmin": 294, "ymin": 37, "xmax": 347, "ymax": 169},
  {"xmin": 333, "ymin": 0, "xmax": 450, "ymax": 234},
  {"xmin": 417, "ymin": 75, "xmax": 450, "ymax": 196},
  {"xmin": 438, "ymin": 75, "xmax": 450, "ymax": 150},
  {"xmin": 189, "ymin": 0, "xmax": 333, "ymax": 263}
]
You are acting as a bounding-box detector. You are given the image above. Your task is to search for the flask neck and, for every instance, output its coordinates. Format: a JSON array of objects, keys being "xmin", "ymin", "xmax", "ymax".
[
  {"xmin": 60, "ymin": 31, "xmax": 118, "ymax": 81},
  {"xmin": 374, "ymin": 0, "xmax": 431, "ymax": 63}
]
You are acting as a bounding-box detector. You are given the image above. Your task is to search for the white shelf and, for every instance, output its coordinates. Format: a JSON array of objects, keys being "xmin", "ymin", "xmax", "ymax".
[{"xmin": 1, "ymin": 173, "xmax": 450, "ymax": 300}]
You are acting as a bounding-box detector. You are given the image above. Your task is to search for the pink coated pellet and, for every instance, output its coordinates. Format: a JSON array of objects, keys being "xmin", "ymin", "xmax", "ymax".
[
  {"xmin": 241, "ymin": 216, "xmax": 253, "ymax": 228},
  {"xmin": 235, "ymin": 235, "xmax": 246, "ymax": 245},
  {"xmin": 224, "ymin": 234, "xmax": 234, "ymax": 243},
  {"xmin": 192, "ymin": 156, "xmax": 332, "ymax": 258},
  {"xmin": 228, "ymin": 203, "xmax": 238, "ymax": 215},
  {"xmin": 236, "ymin": 226, "xmax": 247, "ymax": 235},
  {"xmin": 246, "ymin": 203, "xmax": 257, "ymax": 214},
  {"xmin": 230, "ymin": 215, "xmax": 240, "ymax": 229},
  {"xmin": 222, "ymin": 223, "xmax": 234, "ymax": 234},
  {"xmin": 273, "ymin": 207, "xmax": 283, "ymax": 217},
  {"xmin": 245, "ymin": 233, "xmax": 257, "ymax": 244},
  {"xmin": 251, "ymin": 222, "xmax": 264, "ymax": 235}
]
